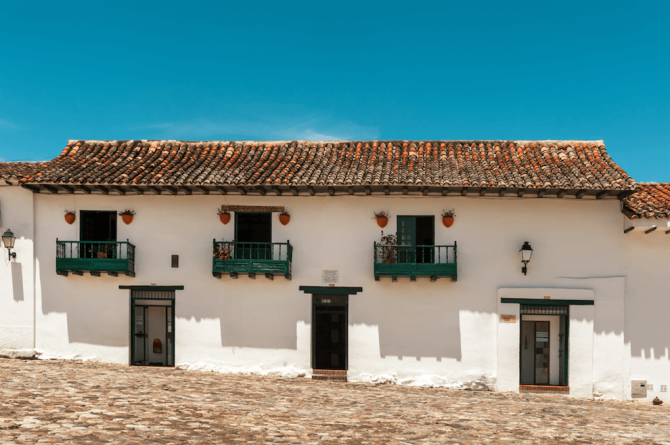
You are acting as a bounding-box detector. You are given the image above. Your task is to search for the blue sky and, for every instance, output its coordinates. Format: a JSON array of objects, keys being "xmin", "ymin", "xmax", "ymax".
[{"xmin": 1, "ymin": 0, "xmax": 669, "ymax": 181}]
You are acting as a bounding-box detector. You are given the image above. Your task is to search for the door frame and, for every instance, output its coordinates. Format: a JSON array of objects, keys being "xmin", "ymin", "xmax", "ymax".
[
  {"xmin": 311, "ymin": 294, "xmax": 348, "ymax": 370},
  {"xmin": 130, "ymin": 290, "xmax": 176, "ymax": 367}
]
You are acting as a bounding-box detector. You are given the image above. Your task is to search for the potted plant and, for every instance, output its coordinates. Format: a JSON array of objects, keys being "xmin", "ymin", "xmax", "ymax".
[
  {"xmin": 442, "ymin": 209, "xmax": 455, "ymax": 228},
  {"xmin": 119, "ymin": 210, "xmax": 135, "ymax": 225},
  {"xmin": 279, "ymin": 209, "xmax": 290, "ymax": 226},
  {"xmin": 214, "ymin": 240, "xmax": 234, "ymax": 260},
  {"xmin": 374, "ymin": 211, "xmax": 389, "ymax": 228},
  {"xmin": 218, "ymin": 208, "xmax": 231, "ymax": 224},
  {"xmin": 378, "ymin": 230, "xmax": 398, "ymax": 263},
  {"xmin": 64, "ymin": 210, "xmax": 76, "ymax": 225}
]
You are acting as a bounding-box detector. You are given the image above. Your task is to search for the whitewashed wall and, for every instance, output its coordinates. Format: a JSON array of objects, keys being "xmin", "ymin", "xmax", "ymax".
[
  {"xmin": 0, "ymin": 189, "xmax": 654, "ymax": 400},
  {"xmin": 0, "ymin": 186, "xmax": 35, "ymax": 355}
]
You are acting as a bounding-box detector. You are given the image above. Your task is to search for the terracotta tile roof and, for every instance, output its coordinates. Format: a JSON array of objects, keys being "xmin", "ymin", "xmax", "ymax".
[
  {"xmin": 623, "ymin": 183, "xmax": 670, "ymax": 219},
  {"xmin": 23, "ymin": 140, "xmax": 636, "ymax": 191},
  {"xmin": 0, "ymin": 162, "xmax": 48, "ymax": 182}
]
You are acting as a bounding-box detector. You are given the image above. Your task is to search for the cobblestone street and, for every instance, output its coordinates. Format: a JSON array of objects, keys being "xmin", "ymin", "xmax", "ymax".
[{"xmin": 0, "ymin": 359, "xmax": 669, "ymax": 444}]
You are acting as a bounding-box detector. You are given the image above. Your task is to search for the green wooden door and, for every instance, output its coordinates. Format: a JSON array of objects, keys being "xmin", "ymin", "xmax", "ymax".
[{"xmin": 397, "ymin": 216, "xmax": 417, "ymax": 263}]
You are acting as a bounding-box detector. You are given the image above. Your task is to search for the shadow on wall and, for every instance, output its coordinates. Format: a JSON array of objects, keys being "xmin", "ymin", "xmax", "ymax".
[
  {"xmin": 351, "ymin": 283, "xmax": 463, "ymax": 361},
  {"xmin": 179, "ymin": 281, "xmax": 311, "ymax": 350},
  {"xmin": 12, "ymin": 262, "xmax": 24, "ymax": 301}
]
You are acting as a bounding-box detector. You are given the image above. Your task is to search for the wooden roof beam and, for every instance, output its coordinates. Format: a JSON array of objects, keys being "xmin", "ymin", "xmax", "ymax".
[
  {"xmin": 163, "ymin": 186, "xmax": 178, "ymax": 195},
  {"xmin": 43, "ymin": 184, "xmax": 59, "ymax": 194},
  {"xmin": 130, "ymin": 186, "xmax": 145, "ymax": 195},
  {"xmin": 557, "ymin": 189, "xmax": 566, "ymax": 198},
  {"xmin": 576, "ymin": 190, "xmax": 587, "ymax": 199},
  {"xmin": 216, "ymin": 186, "xmax": 227, "ymax": 195},
  {"xmin": 290, "ymin": 186, "xmax": 299, "ymax": 196},
  {"xmin": 197, "ymin": 186, "xmax": 209, "ymax": 195},
  {"xmin": 517, "ymin": 188, "xmax": 525, "ymax": 198},
  {"xmin": 308, "ymin": 186, "xmax": 315, "ymax": 196},
  {"xmin": 95, "ymin": 185, "xmax": 109, "ymax": 195},
  {"xmin": 624, "ymin": 227, "xmax": 635, "ymax": 234},
  {"xmin": 596, "ymin": 190, "xmax": 608, "ymax": 199},
  {"xmin": 111, "ymin": 186, "xmax": 126, "ymax": 195},
  {"xmin": 499, "ymin": 188, "xmax": 507, "ymax": 197},
  {"xmin": 645, "ymin": 227, "xmax": 657, "ymax": 234},
  {"xmin": 271, "ymin": 186, "xmax": 282, "ymax": 196},
  {"xmin": 236, "ymin": 186, "xmax": 247, "ymax": 195},
  {"xmin": 461, "ymin": 187, "xmax": 468, "ymax": 196},
  {"xmin": 479, "ymin": 188, "xmax": 487, "ymax": 196},
  {"xmin": 78, "ymin": 185, "xmax": 92, "ymax": 194},
  {"xmin": 537, "ymin": 189, "xmax": 546, "ymax": 198},
  {"xmin": 147, "ymin": 186, "xmax": 161, "ymax": 195}
]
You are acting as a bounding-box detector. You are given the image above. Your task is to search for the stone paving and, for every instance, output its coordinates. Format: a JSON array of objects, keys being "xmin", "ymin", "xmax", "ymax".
[{"xmin": 0, "ymin": 359, "xmax": 669, "ymax": 444}]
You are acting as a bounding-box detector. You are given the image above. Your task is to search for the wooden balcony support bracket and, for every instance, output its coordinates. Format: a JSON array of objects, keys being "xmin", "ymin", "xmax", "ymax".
[
  {"xmin": 392, "ymin": 276, "xmax": 397, "ymax": 282},
  {"xmin": 248, "ymin": 273, "xmax": 256, "ymax": 279},
  {"xmin": 557, "ymin": 189, "xmax": 566, "ymax": 198},
  {"xmin": 576, "ymin": 190, "xmax": 587, "ymax": 199},
  {"xmin": 229, "ymin": 272, "xmax": 238, "ymax": 279},
  {"xmin": 56, "ymin": 270, "xmax": 68, "ymax": 277},
  {"xmin": 265, "ymin": 273, "xmax": 274, "ymax": 281},
  {"xmin": 645, "ymin": 227, "xmax": 657, "ymax": 234},
  {"xmin": 430, "ymin": 275, "xmax": 437, "ymax": 282},
  {"xmin": 410, "ymin": 276, "xmax": 417, "ymax": 281},
  {"xmin": 517, "ymin": 188, "xmax": 525, "ymax": 198},
  {"xmin": 624, "ymin": 227, "xmax": 635, "ymax": 234},
  {"xmin": 107, "ymin": 271, "xmax": 118, "ymax": 277},
  {"xmin": 596, "ymin": 190, "xmax": 608, "ymax": 199},
  {"xmin": 666, "ymin": 229, "xmax": 670, "ymax": 235},
  {"xmin": 375, "ymin": 275, "xmax": 380, "ymax": 281},
  {"xmin": 124, "ymin": 271, "xmax": 136, "ymax": 278},
  {"xmin": 213, "ymin": 272, "xmax": 222, "ymax": 279},
  {"xmin": 284, "ymin": 273, "xmax": 291, "ymax": 281},
  {"xmin": 90, "ymin": 271, "xmax": 101, "ymax": 277},
  {"xmin": 72, "ymin": 271, "xmax": 84, "ymax": 276}
]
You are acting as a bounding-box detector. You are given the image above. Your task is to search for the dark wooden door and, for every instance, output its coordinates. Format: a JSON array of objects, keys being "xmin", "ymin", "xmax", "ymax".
[{"xmin": 314, "ymin": 306, "xmax": 347, "ymax": 370}]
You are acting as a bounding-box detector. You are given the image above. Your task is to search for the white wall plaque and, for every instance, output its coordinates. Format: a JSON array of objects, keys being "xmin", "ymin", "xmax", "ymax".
[{"xmin": 322, "ymin": 270, "xmax": 339, "ymax": 284}]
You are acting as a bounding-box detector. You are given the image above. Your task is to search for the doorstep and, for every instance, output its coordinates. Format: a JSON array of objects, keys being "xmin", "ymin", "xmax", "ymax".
[
  {"xmin": 519, "ymin": 385, "xmax": 569, "ymax": 393},
  {"xmin": 312, "ymin": 370, "xmax": 347, "ymax": 382}
]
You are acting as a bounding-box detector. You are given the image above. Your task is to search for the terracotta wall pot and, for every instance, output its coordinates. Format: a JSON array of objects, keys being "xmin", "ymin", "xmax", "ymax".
[
  {"xmin": 279, "ymin": 214, "xmax": 290, "ymax": 225},
  {"xmin": 64, "ymin": 213, "xmax": 76, "ymax": 225},
  {"xmin": 121, "ymin": 214, "xmax": 134, "ymax": 225},
  {"xmin": 219, "ymin": 213, "xmax": 231, "ymax": 224},
  {"xmin": 376, "ymin": 216, "xmax": 388, "ymax": 228},
  {"xmin": 442, "ymin": 216, "xmax": 454, "ymax": 228}
]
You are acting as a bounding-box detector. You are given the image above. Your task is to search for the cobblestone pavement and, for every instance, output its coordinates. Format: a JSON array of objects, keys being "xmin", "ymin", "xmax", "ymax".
[{"xmin": 0, "ymin": 359, "xmax": 669, "ymax": 444}]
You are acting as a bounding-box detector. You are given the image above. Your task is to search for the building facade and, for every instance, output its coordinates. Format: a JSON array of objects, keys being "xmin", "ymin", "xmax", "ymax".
[{"xmin": 0, "ymin": 139, "xmax": 668, "ymax": 401}]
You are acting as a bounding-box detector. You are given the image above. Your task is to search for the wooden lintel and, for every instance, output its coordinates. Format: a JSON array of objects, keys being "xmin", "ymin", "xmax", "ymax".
[
  {"xmin": 596, "ymin": 191, "xmax": 608, "ymax": 199},
  {"xmin": 271, "ymin": 186, "xmax": 282, "ymax": 196},
  {"xmin": 624, "ymin": 227, "xmax": 635, "ymax": 234},
  {"xmin": 164, "ymin": 186, "xmax": 178, "ymax": 195},
  {"xmin": 248, "ymin": 273, "xmax": 256, "ymax": 279},
  {"xmin": 402, "ymin": 187, "xmax": 408, "ymax": 195},
  {"xmin": 557, "ymin": 189, "xmax": 566, "ymax": 198},
  {"xmin": 328, "ymin": 187, "xmax": 334, "ymax": 196},
  {"xmin": 265, "ymin": 273, "xmax": 274, "ymax": 281},
  {"xmin": 197, "ymin": 186, "xmax": 210, "ymax": 195},
  {"xmin": 236, "ymin": 187, "xmax": 247, "ymax": 195},
  {"xmin": 308, "ymin": 186, "xmax": 315, "ymax": 196},
  {"xmin": 461, "ymin": 187, "xmax": 468, "ymax": 196},
  {"xmin": 499, "ymin": 188, "xmax": 507, "ymax": 197},
  {"xmin": 576, "ymin": 190, "xmax": 587, "ymax": 199},
  {"xmin": 290, "ymin": 187, "xmax": 299, "ymax": 196},
  {"xmin": 257, "ymin": 187, "xmax": 266, "ymax": 196},
  {"xmin": 517, "ymin": 188, "xmax": 525, "ymax": 198},
  {"xmin": 111, "ymin": 186, "xmax": 126, "ymax": 195},
  {"xmin": 479, "ymin": 188, "xmax": 487, "ymax": 196},
  {"xmin": 645, "ymin": 227, "xmax": 657, "ymax": 234},
  {"xmin": 95, "ymin": 185, "xmax": 109, "ymax": 195},
  {"xmin": 537, "ymin": 189, "xmax": 546, "ymax": 198},
  {"xmin": 220, "ymin": 205, "xmax": 285, "ymax": 213}
]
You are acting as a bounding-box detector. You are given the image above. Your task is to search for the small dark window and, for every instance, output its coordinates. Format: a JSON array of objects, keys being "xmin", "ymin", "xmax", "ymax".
[
  {"xmin": 81, "ymin": 211, "xmax": 117, "ymax": 241},
  {"xmin": 235, "ymin": 213, "xmax": 272, "ymax": 260},
  {"xmin": 171, "ymin": 255, "xmax": 179, "ymax": 268}
]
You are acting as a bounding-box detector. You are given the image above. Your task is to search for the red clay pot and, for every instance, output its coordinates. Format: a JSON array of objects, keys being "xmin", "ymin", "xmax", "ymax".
[
  {"xmin": 443, "ymin": 216, "xmax": 454, "ymax": 228},
  {"xmin": 279, "ymin": 214, "xmax": 291, "ymax": 225},
  {"xmin": 64, "ymin": 213, "xmax": 76, "ymax": 225},
  {"xmin": 121, "ymin": 214, "xmax": 134, "ymax": 225},
  {"xmin": 219, "ymin": 213, "xmax": 231, "ymax": 224},
  {"xmin": 376, "ymin": 216, "xmax": 388, "ymax": 228}
]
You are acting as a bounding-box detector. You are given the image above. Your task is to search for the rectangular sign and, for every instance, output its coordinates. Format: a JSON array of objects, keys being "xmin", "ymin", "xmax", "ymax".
[
  {"xmin": 500, "ymin": 315, "xmax": 516, "ymax": 323},
  {"xmin": 322, "ymin": 270, "xmax": 339, "ymax": 284},
  {"xmin": 220, "ymin": 205, "xmax": 285, "ymax": 213}
]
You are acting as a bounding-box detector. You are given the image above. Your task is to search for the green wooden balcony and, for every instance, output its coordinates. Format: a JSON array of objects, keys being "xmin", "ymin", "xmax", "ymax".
[
  {"xmin": 213, "ymin": 240, "xmax": 292, "ymax": 280},
  {"xmin": 56, "ymin": 240, "xmax": 136, "ymax": 277},
  {"xmin": 373, "ymin": 242, "xmax": 457, "ymax": 282}
]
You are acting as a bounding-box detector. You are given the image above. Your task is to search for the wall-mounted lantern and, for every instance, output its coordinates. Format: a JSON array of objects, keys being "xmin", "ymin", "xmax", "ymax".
[
  {"xmin": 520, "ymin": 241, "xmax": 533, "ymax": 275},
  {"xmin": 2, "ymin": 229, "xmax": 17, "ymax": 261}
]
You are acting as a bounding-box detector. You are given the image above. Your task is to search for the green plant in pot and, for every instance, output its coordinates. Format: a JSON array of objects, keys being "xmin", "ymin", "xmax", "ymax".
[{"xmin": 378, "ymin": 230, "xmax": 398, "ymax": 263}]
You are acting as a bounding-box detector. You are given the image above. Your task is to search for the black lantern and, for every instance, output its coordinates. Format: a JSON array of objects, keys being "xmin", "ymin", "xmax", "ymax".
[
  {"xmin": 2, "ymin": 229, "xmax": 16, "ymax": 261},
  {"xmin": 519, "ymin": 241, "xmax": 533, "ymax": 275}
]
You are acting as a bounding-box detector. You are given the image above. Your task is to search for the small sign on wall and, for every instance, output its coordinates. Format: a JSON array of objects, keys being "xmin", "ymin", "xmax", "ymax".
[
  {"xmin": 500, "ymin": 315, "xmax": 517, "ymax": 323},
  {"xmin": 322, "ymin": 270, "xmax": 339, "ymax": 284}
]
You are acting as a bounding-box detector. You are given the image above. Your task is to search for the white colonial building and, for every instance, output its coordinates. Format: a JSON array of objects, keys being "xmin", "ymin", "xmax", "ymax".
[{"xmin": 0, "ymin": 139, "xmax": 668, "ymax": 401}]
